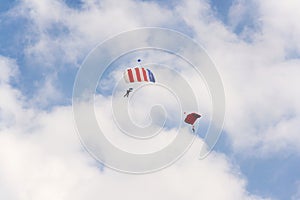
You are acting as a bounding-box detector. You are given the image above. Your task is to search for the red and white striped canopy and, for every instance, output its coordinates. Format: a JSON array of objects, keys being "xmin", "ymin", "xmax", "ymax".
[{"xmin": 124, "ymin": 67, "xmax": 155, "ymax": 83}]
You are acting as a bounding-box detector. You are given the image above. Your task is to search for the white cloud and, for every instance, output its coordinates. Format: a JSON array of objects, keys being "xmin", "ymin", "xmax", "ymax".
[
  {"xmin": 2, "ymin": 0, "xmax": 300, "ymax": 199},
  {"xmin": 6, "ymin": 0, "xmax": 182, "ymax": 107},
  {"xmin": 0, "ymin": 55, "xmax": 270, "ymax": 200},
  {"xmin": 222, "ymin": 1, "xmax": 300, "ymax": 155},
  {"xmin": 10, "ymin": 0, "xmax": 300, "ymax": 157},
  {"xmin": 31, "ymin": 73, "xmax": 64, "ymax": 108},
  {"xmin": 256, "ymin": 0, "xmax": 300, "ymax": 56},
  {"xmin": 0, "ymin": 109, "xmax": 269, "ymax": 200},
  {"xmin": 0, "ymin": 56, "xmax": 32, "ymax": 130},
  {"xmin": 175, "ymin": 0, "xmax": 300, "ymax": 155},
  {"xmin": 13, "ymin": 0, "xmax": 177, "ymax": 68},
  {"xmin": 0, "ymin": 56, "xmax": 19, "ymax": 84}
]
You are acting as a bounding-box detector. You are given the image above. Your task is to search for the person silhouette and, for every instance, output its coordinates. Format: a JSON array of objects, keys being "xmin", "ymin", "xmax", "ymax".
[{"xmin": 123, "ymin": 88, "xmax": 133, "ymax": 97}]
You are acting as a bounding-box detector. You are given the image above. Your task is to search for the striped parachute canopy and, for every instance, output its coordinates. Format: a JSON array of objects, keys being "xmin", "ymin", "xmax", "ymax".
[{"xmin": 124, "ymin": 67, "xmax": 155, "ymax": 83}]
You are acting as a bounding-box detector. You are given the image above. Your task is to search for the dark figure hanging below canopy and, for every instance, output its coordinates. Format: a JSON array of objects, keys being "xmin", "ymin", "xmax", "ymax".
[
  {"xmin": 123, "ymin": 88, "xmax": 133, "ymax": 98},
  {"xmin": 184, "ymin": 112, "xmax": 201, "ymax": 133}
]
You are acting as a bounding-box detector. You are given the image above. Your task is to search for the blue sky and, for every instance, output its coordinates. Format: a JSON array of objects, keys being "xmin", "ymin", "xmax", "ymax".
[
  {"xmin": 1, "ymin": 0, "xmax": 300, "ymax": 200},
  {"xmin": 214, "ymin": 132, "xmax": 300, "ymax": 199}
]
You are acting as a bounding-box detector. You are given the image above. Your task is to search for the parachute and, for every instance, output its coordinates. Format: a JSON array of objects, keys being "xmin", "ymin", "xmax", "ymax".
[
  {"xmin": 184, "ymin": 113, "xmax": 201, "ymax": 125},
  {"xmin": 124, "ymin": 67, "xmax": 155, "ymax": 83},
  {"xmin": 122, "ymin": 60, "xmax": 155, "ymax": 98}
]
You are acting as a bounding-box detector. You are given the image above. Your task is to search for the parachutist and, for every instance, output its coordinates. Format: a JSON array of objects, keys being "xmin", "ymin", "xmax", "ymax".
[
  {"xmin": 184, "ymin": 112, "xmax": 201, "ymax": 133},
  {"xmin": 123, "ymin": 88, "xmax": 133, "ymax": 98}
]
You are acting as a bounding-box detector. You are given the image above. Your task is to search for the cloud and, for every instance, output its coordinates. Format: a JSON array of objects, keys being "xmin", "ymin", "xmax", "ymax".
[
  {"xmin": 175, "ymin": 0, "xmax": 300, "ymax": 155},
  {"xmin": 31, "ymin": 73, "xmax": 64, "ymax": 108},
  {"xmin": 12, "ymin": 0, "xmax": 177, "ymax": 68},
  {"xmin": 0, "ymin": 129, "xmax": 267, "ymax": 200},
  {"xmin": 221, "ymin": 1, "xmax": 300, "ymax": 155},
  {"xmin": 5, "ymin": 0, "xmax": 183, "ymax": 107},
  {"xmin": 0, "ymin": 54, "xmax": 270, "ymax": 199},
  {"xmin": 0, "ymin": 109, "xmax": 268, "ymax": 200},
  {"xmin": 0, "ymin": 56, "xmax": 29, "ymax": 130},
  {"xmin": 0, "ymin": 55, "xmax": 19, "ymax": 84},
  {"xmin": 1, "ymin": 0, "xmax": 300, "ymax": 199},
  {"xmin": 256, "ymin": 0, "xmax": 300, "ymax": 56}
]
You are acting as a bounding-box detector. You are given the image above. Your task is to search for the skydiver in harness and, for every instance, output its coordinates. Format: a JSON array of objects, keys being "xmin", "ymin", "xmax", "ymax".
[
  {"xmin": 123, "ymin": 88, "xmax": 133, "ymax": 97},
  {"xmin": 192, "ymin": 125, "xmax": 195, "ymax": 133}
]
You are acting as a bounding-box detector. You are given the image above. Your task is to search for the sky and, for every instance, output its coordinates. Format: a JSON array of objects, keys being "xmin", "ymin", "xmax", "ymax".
[{"xmin": 0, "ymin": 0, "xmax": 300, "ymax": 200}]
